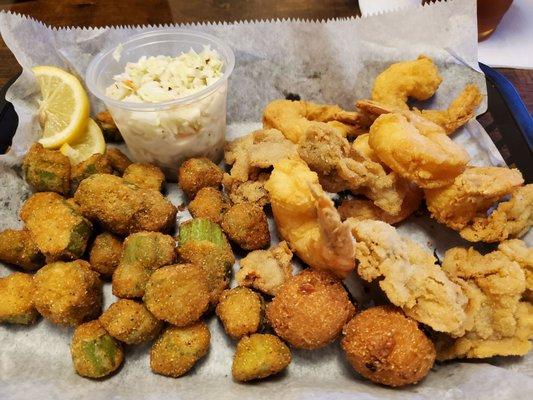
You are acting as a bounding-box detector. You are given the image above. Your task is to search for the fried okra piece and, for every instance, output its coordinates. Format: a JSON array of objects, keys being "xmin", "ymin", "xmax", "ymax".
[
  {"xmin": 99, "ymin": 299, "xmax": 162, "ymax": 345},
  {"xmin": 33, "ymin": 260, "xmax": 102, "ymax": 326},
  {"xmin": 89, "ymin": 232, "xmax": 123, "ymax": 278},
  {"xmin": 177, "ymin": 219, "xmax": 234, "ymax": 305},
  {"xmin": 341, "ymin": 306, "xmax": 436, "ymax": 387},
  {"xmin": 123, "ymin": 163, "xmax": 165, "ymax": 192},
  {"xmin": 105, "ymin": 148, "xmax": 131, "ymax": 174},
  {"xmin": 232, "ymin": 334, "xmax": 291, "ymax": 382},
  {"xmin": 70, "ymin": 153, "xmax": 112, "ymax": 193},
  {"xmin": 236, "ymin": 241, "xmax": 293, "ymax": 296},
  {"xmin": 267, "ymin": 269, "xmax": 355, "ymax": 349},
  {"xmin": 20, "ymin": 192, "xmax": 92, "ymax": 261},
  {"xmin": 23, "ymin": 143, "xmax": 71, "ymax": 195},
  {"xmin": 112, "ymin": 232, "xmax": 176, "ymax": 298},
  {"xmin": 96, "ymin": 110, "xmax": 123, "ymax": 143},
  {"xmin": 216, "ymin": 287, "xmax": 264, "ymax": 340},
  {"xmin": 0, "ymin": 272, "xmax": 38, "ymax": 324},
  {"xmin": 221, "ymin": 203, "xmax": 270, "ymax": 250},
  {"xmin": 71, "ymin": 320, "xmax": 124, "ymax": 379},
  {"xmin": 144, "ymin": 264, "xmax": 209, "ymax": 327},
  {"xmin": 178, "ymin": 157, "xmax": 224, "ymax": 199},
  {"xmin": 74, "ymin": 174, "xmax": 177, "ymax": 236},
  {"xmin": 0, "ymin": 229, "xmax": 44, "ymax": 271},
  {"xmin": 188, "ymin": 187, "xmax": 230, "ymax": 224},
  {"xmin": 150, "ymin": 322, "xmax": 210, "ymax": 378}
]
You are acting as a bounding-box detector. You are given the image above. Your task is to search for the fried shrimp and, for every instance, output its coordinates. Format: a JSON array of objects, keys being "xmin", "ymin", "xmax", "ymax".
[
  {"xmin": 371, "ymin": 55, "xmax": 443, "ymax": 110},
  {"xmin": 263, "ymin": 99, "xmax": 365, "ymax": 143},
  {"xmin": 460, "ymin": 184, "xmax": 533, "ymax": 243},
  {"xmin": 342, "ymin": 306, "xmax": 436, "ymax": 387},
  {"xmin": 266, "ymin": 269, "xmax": 355, "ymax": 349},
  {"xmin": 349, "ymin": 219, "xmax": 467, "ymax": 336},
  {"xmin": 366, "ymin": 110, "xmax": 469, "ymax": 188},
  {"xmin": 265, "ymin": 158, "xmax": 356, "ymax": 278},
  {"xmin": 425, "ymin": 166, "xmax": 524, "ymax": 230}
]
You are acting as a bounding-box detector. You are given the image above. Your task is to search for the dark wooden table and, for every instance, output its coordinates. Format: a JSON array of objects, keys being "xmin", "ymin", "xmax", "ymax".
[{"xmin": 0, "ymin": 0, "xmax": 532, "ymax": 112}]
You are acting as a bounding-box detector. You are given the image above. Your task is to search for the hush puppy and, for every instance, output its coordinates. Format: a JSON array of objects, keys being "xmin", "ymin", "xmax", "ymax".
[
  {"xmin": 221, "ymin": 203, "xmax": 270, "ymax": 250},
  {"xmin": 0, "ymin": 272, "xmax": 39, "ymax": 324},
  {"xmin": 178, "ymin": 157, "xmax": 223, "ymax": 199},
  {"xmin": 216, "ymin": 287, "xmax": 264, "ymax": 340}
]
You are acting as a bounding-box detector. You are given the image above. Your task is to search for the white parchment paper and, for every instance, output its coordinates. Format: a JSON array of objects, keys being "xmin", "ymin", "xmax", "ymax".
[{"xmin": 0, "ymin": 1, "xmax": 531, "ymax": 399}]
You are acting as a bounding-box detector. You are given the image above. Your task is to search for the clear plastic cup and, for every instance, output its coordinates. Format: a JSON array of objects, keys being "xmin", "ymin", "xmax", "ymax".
[{"xmin": 86, "ymin": 29, "xmax": 235, "ymax": 180}]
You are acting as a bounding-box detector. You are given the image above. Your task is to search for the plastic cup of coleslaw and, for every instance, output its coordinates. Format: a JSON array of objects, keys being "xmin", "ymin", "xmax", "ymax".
[{"xmin": 86, "ymin": 29, "xmax": 235, "ymax": 180}]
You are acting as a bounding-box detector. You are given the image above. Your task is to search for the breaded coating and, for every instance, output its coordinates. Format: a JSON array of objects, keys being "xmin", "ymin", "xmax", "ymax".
[
  {"xmin": 0, "ymin": 272, "xmax": 38, "ymax": 324},
  {"xmin": 349, "ymin": 220, "xmax": 467, "ymax": 336},
  {"xmin": 436, "ymin": 244, "xmax": 533, "ymax": 360},
  {"xmin": 112, "ymin": 232, "xmax": 176, "ymax": 298},
  {"xmin": 342, "ymin": 306, "xmax": 436, "ymax": 387},
  {"xmin": 460, "ymin": 184, "xmax": 533, "ymax": 243},
  {"xmin": 123, "ymin": 163, "xmax": 165, "ymax": 192},
  {"xmin": 33, "ymin": 260, "xmax": 102, "ymax": 326},
  {"xmin": 74, "ymin": 174, "xmax": 177, "ymax": 236},
  {"xmin": 70, "ymin": 153, "xmax": 113, "ymax": 193},
  {"xmin": 425, "ymin": 166, "xmax": 524, "ymax": 230},
  {"xmin": 221, "ymin": 203, "xmax": 270, "ymax": 250},
  {"xmin": 224, "ymin": 128, "xmax": 298, "ymax": 181},
  {"xmin": 89, "ymin": 232, "xmax": 123, "ymax": 278},
  {"xmin": 371, "ymin": 55, "xmax": 442, "ymax": 110},
  {"xmin": 232, "ymin": 334, "xmax": 291, "ymax": 382},
  {"xmin": 178, "ymin": 157, "xmax": 223, "ymax": 199},
  {"xmin": 188, "ymin": 187, "xmax": 230, "ymax": 224},
  {"xmin": 498, "ymin": 239, "xmax": 533, "ymax": 301},
  {"xmin": 23, "ymin": 143, "xmax": 71, "ymax": 195},
  {"xmin": 0, "ymin": 229, "xmax": 44, "ymax": 271},
  {"xmin": 265, "ymin": 158, "xmax": 356, "ymax": 278},
  {"xmin": 338, "ymin": 194, "xmax": 421, "ymax": 225},
  {"xmin": 99, "ymin": 299, "xmax": 162, "ymax": 345},
  {"xmin": 70, "ymin": 320, "xmax": 124, "ymax": 379},
  {"xmin": 236, "ymin": 241, "xmax": 293, "ymax": 296},
  {"xmin": 150, "ymin": 322, "xmax": 210, "ymax": 378},
  {"xmin": 20, "ymin": 192, "xmax": 92, "ymax": 262},
  {"xmin": 105, "ymin": 148, "xmax": 131, "ymax": 174},
  {"xmin": 216, "ymin": 287, "xmax": 264, "ymax": 340},
  {"xmin": 266, "ymin": 269, "xmax": 355, "ymax": 349},
  {"xmin": 96, "ymin": 110, "xmax": 123, "ymax": 142},
  {"xmin": 144, "ymin": 264, "xmax": 209, "ymax": 327},
  {"xmin": 222, "ymin": 172, "xmax": 270, "ymax": 206}
]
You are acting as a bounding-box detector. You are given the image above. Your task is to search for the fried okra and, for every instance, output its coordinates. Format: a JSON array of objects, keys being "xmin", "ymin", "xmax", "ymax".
[
  {"xmin": 123, "ymin": 163, "xmax": 165, "ymax": 191},
  {"xmin": 221, "ymin": 203, "xmax": 270, "ymax": 250},
  {"xmin": 23, "ymin": 143, "xmax": 71, "ymax": 195},
  {"xmin": 178, "ymin": 157, "xmax": 224, "ymax": 199},
  {"xmin": 20, "ymin": 192, "xmax": 92, "ymax": 261},
  {"xmin": 188, "ymin": 187, "xmax": 230, "ymax": 224},
  {"xmin": 105, "ymin": 148, "xmax": 131, "ymax": 174},
  {"xmin": 0, "ymin": 229, "xmax": 44, "ymax": 271},
  {"xmin": 232, "ymin": 334, "xmax": 291, "ymax": 382},
  {"xmin": 0, "ymin": 272, "xmax": 38, "ymax": 324},
  {"xmin": 70, "ymin": 153, "xmax": 112, "ymax": 193},
  {"xmin": 70, "ymin": 320, "xmax": 124, "ymax": 379},
  {"xmin": 33, "ymin": 260, "xmax": 102, "ymax": 326},
  {"xmin": 266, "ymin": 269, "xmax": 355, "ymax": 349},
  {"xmin": 99, "ymin": 299, "xmax": 162, "ymax": 345},
  {"xmin": 89, "ymin": 232, "xmax": 123, "ymax": 278},
  {"xmin": 74, "ymin": 174, "xmax": 177, "ymax": 236},
  {"xmin": 341, "ymin": 306, "xmax": 436, "ymax": 387},
  {"xmin": 177, "ymin": 219, "xmax": 234, "ymax": 305},
  {"xmin": 112, "ymin": 232, "xmax": 176, "ymax": 298},
  {"xmin": 96, "ymin": 110, "xmax": 123, "ymax": 143},
  {"xmin": 144, "ymin": 264, "xmax": 209, "ymax": 327},
  {"xmin": 216, "ymin": 287, "xmax": 264, "ymax": 340},
  {"xmin": 150, "ymin": 322, "xmax": 210, "ymax": 378}
]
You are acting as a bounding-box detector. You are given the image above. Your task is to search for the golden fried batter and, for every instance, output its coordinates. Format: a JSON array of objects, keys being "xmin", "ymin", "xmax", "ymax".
[
  {"xmin": 89, "ymin": 232, "xmax": 123, "ymax": 278},
  {"xmin": 178, "ymin": 157, "xmax": 224, "ymax": 199},
  {"xmin": 266, "ymin": 269, "xmax": 355, "ymax": 349},
  {"xmin": 216, "ymin": 287, "xmax": 264, "ymax": 340},
  {"xmin": 23, "ymin": 143, "xmax": 71, "ymax": 195},
  {"xmin": 342, "ymin": 306, "xmax": 435, "ymax": 387},
  {"xmin": 349, "ymin": 219, "xmax": 467, "ymax": 336},
  {"xmin": 222, "ymin": 172, "xmax": 270, "ymax": 206},
  {"xmin": 236, "ymin": 241, "xmax": 293, "ymax": 296},
  {"xmin": 0, "ymin": 229, "xmax": 44, "ymax": 271},
  {"xmin": 96, "ymin": 110, "xmax": 123, "ymax": 143},
  {"xmin": 105, "ymin": 147, "xmax": 131, "ymax": 174},
  {"xmin": 188, "ymin": 187, "xmax": 230, "ymax": 224},
  {"xmin": 221, "ymin": 203, "xmax": 270, "ymax": 250},
  {"xmin": 70, "ymin": 153, "xmax": 113, "ymax": 193},
  {"xmin": 498, "ymin": 240, "xmax": 533, "ymax": 301},
  {"xmin": 0, "ymin": 272, "xmax": 38, "ymax": 324},
  {"xmin": 123, "ymin": 163, "xmax": 165, "ymax": 191}
]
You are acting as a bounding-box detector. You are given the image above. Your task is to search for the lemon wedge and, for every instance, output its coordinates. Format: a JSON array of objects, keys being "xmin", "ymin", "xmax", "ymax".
[
  {"xmin": 32, "ymin": 66, "xmax": 90, "ymax": 148},
  {"xmin": 60, "ymin": 119, "xmax": 106, "ymax": 164}
]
